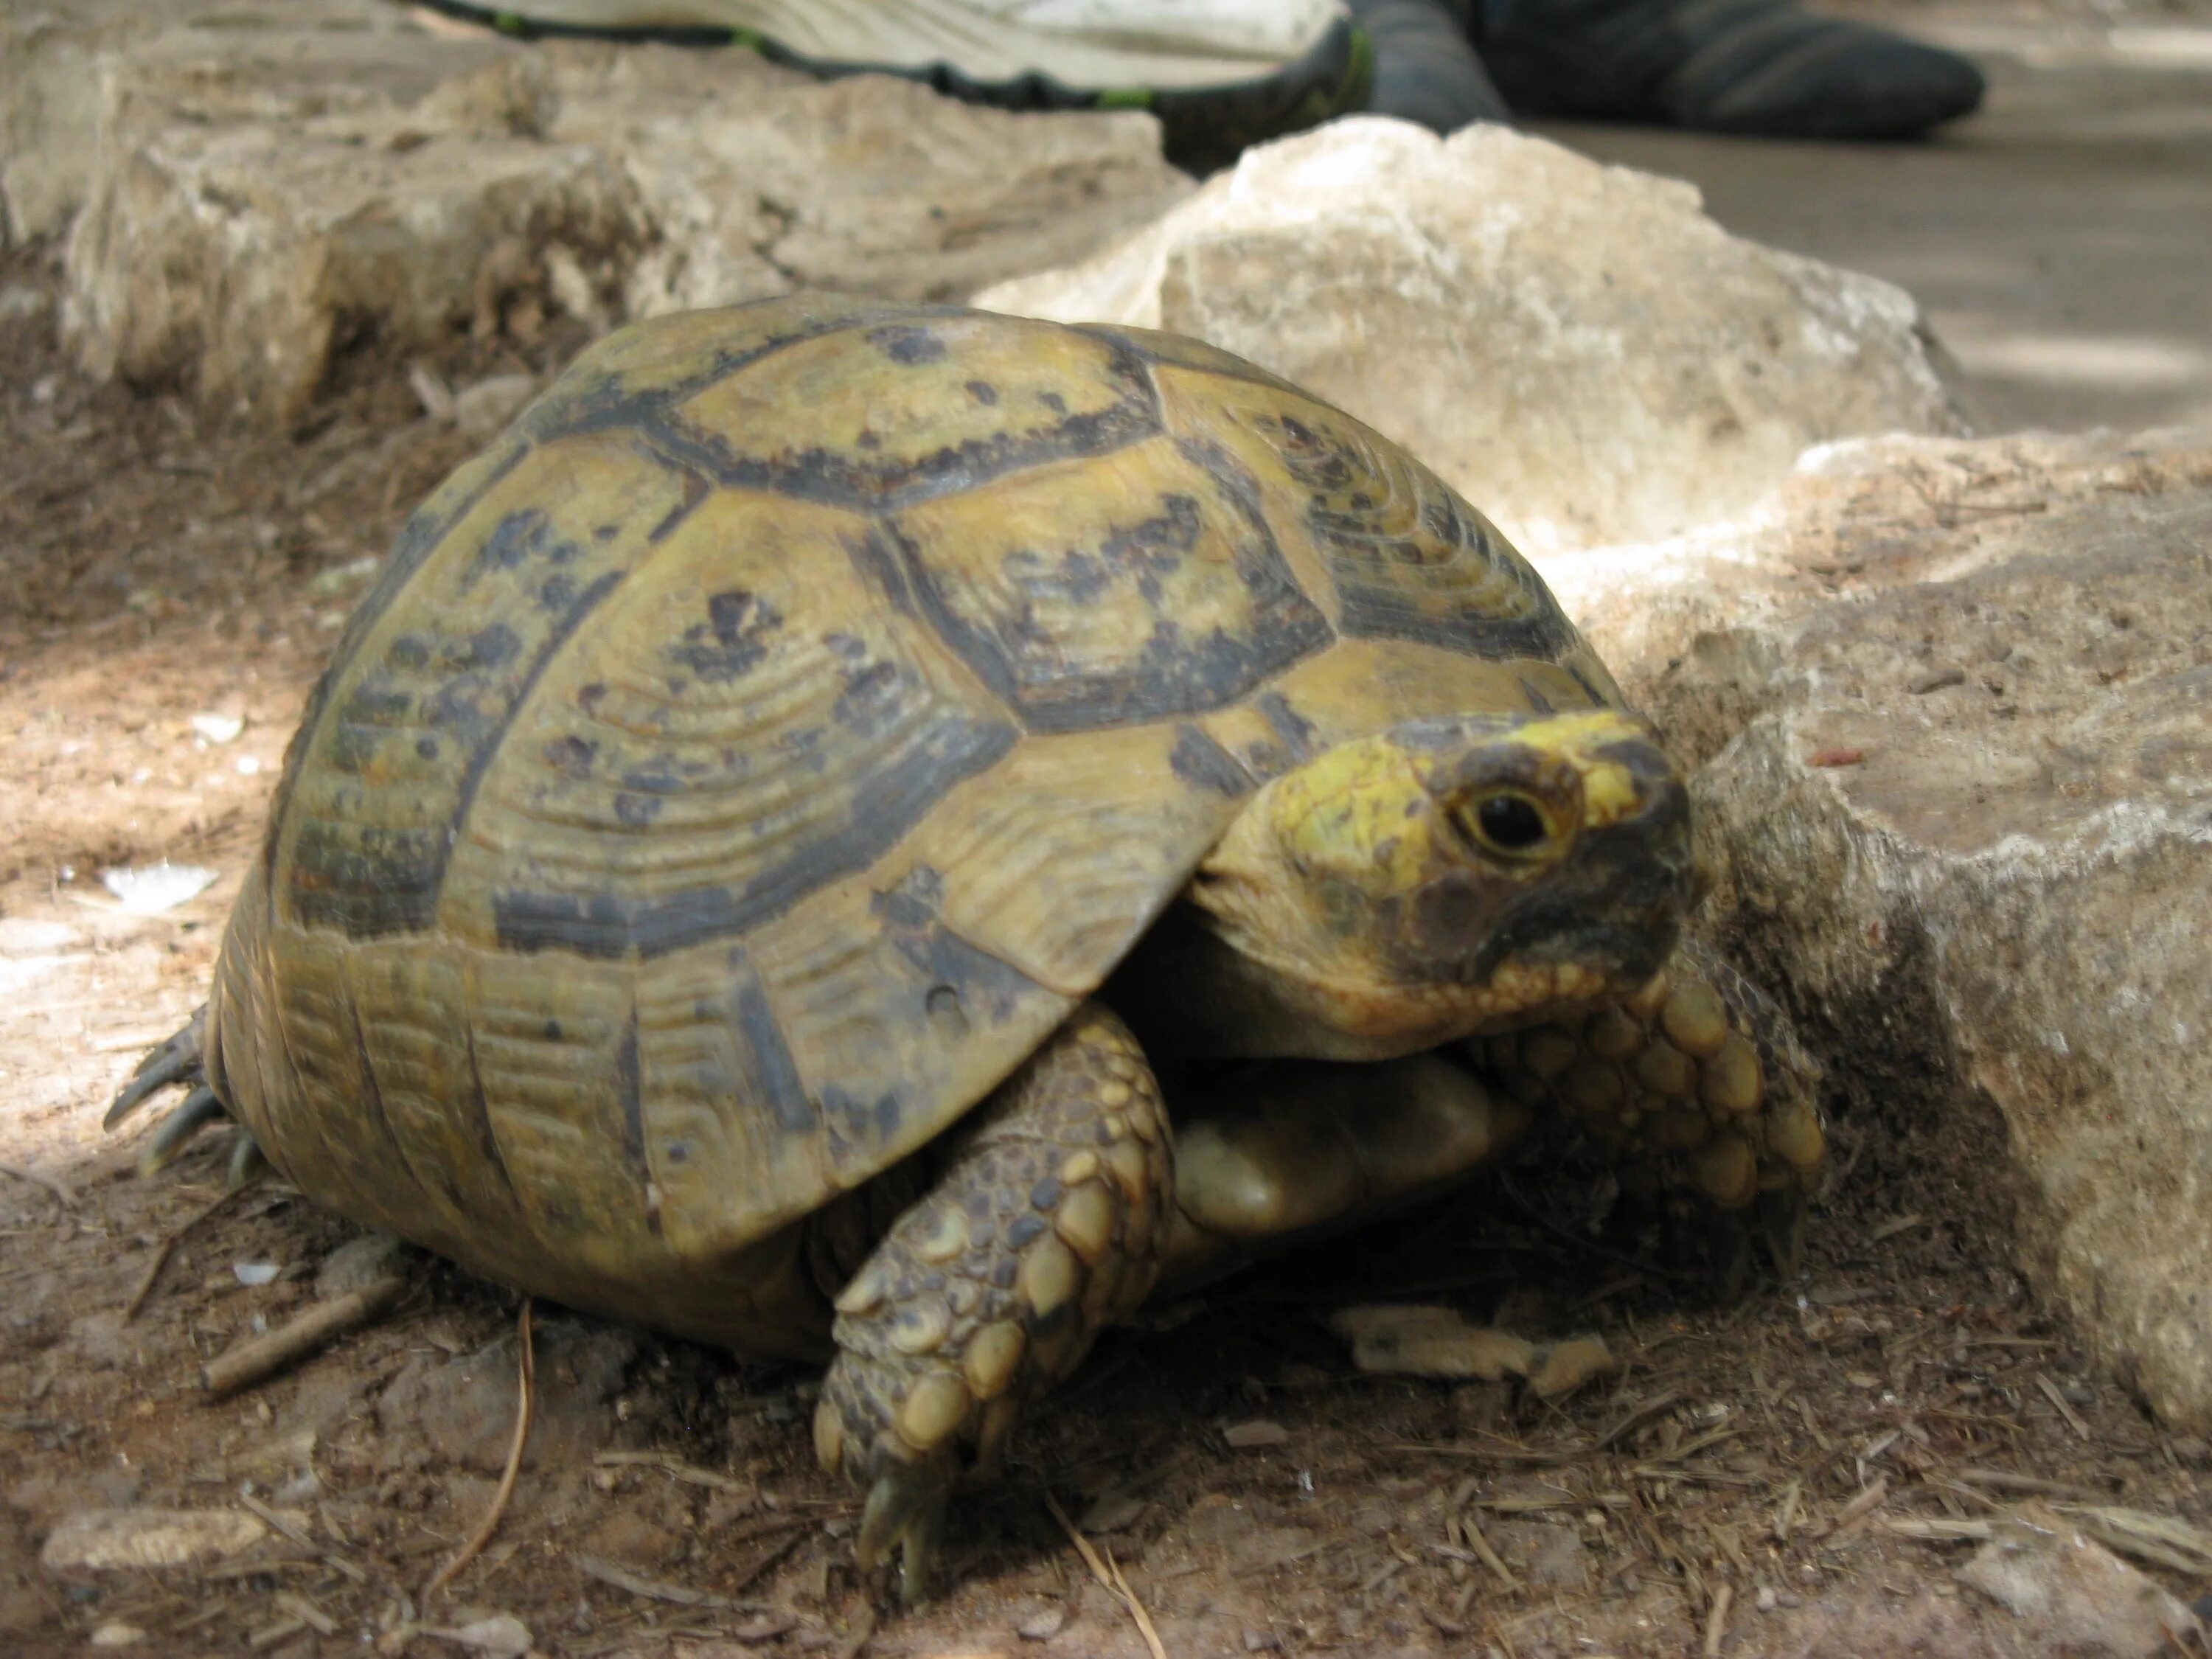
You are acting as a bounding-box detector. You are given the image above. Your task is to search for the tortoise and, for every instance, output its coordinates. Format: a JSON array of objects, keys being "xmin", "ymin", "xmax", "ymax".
[{"xmin": 111, "ymin": 293, "xmax": 1823, "ymax": 1598}]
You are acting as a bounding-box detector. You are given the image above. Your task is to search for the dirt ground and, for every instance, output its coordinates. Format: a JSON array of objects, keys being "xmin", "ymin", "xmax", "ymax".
[{"xmin": 2, "ymin": 150, "xmax": 2210, "ymax": 1659}]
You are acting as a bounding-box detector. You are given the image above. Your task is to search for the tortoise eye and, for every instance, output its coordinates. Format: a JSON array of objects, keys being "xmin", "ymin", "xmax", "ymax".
[{"xmin": 1464, "ymin": 792, "xmax": 1551, "ymax": 856}]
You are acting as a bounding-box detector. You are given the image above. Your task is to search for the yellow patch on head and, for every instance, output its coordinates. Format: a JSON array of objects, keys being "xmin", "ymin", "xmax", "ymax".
[
  {"xmin": 1269, "ymin": 736, "xmax": 1439, "ymax": 892},
  {"xmin": 1504, "ymin": 711, "xmax": 1656, "ymax": 830}
]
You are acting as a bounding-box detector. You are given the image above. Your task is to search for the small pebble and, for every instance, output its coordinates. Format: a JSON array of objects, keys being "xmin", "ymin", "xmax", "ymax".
[
  {"xmin": 88, "ymin": 1624, "xmax": 145, "ymax": 1648},
  {"xmin": 455, "ymin": 373, "xmax": 538, "ymax": 438},
  {"xmin": 1017, "ymin": 1604, "xmax": 1068, "ymax": 1641}
]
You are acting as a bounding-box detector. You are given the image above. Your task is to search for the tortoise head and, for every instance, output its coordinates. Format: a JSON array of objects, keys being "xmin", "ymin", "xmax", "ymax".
[{"xmin": 1168, "ymin": 709, "xmax": 1692, "ymax": 1060}]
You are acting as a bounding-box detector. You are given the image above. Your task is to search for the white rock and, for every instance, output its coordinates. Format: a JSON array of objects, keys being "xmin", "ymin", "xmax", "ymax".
[
  {"xmin": 1958, "ymin": 1513, "xmax": 2202, "ymax": 1656},
  {"xmin": 422, "ymin": 1615, "xmax": 533, "ymax": 1657},
  {"xmin": 42, "ymin": 18, "xmax": 1186, "ymax": 428},
  {"xmin": 100, "ymin": 863, "xmax": 217, "ymax": 915},
  {"xmin": 39, "ymin": 1508, "xmax": 266, "ymax": 1572},
  {"xmin": 63, "ymin": 102, "xmax": 647, "ymax": 429},
  {"xmin": 979, "ymin": 117, "xmax": 1958, "ymax": 554},
  {"xmin": 1567, "ymin": 426, "xmax": 2212, "ymax": 1431}
]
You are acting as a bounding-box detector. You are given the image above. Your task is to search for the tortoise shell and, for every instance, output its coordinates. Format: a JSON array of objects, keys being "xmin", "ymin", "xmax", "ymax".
[{"xmin": 202, "ymin": 295, "xmax": 1623, "ymax": 1349}]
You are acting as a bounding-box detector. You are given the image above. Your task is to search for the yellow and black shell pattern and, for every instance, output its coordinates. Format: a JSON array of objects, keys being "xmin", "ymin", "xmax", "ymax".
[{"xmin": 200, "ymin": 296, "xmax": 1624, "ymax": 1350}]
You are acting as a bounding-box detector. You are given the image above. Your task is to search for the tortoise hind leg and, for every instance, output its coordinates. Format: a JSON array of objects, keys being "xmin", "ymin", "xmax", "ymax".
[
  {"xmin": 813, "ymin": 1003, "xmax": 1174, "ymax": 1602},
  {"xmin": 1472, "ymin": 935, "xmax": 1825, "ymax": 1295},
  {"xmin": 105, "ymin": 1006, "xmax": 251, "ymax": 1178}
]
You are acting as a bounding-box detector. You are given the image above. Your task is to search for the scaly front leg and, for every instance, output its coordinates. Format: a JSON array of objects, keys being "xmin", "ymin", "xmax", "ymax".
[
  {"xmin": 1469, "ymin": 935, "xmax": 1826, "ymax": 1295},
  {"xmin": 813, "ymin": 1003, "xmax": 1173, "ymax": 1601}
]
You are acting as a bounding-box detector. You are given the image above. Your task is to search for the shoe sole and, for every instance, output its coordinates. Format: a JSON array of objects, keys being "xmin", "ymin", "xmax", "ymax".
[{"xmin": 412, "ymin": 0, "xmax": 1369, "ymax": 168}]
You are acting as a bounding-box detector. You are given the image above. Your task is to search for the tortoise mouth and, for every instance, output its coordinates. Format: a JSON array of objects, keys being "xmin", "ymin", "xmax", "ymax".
[{"xmin": 1496, "ymin": 917, "xmax": 1683, "ymax": 997}]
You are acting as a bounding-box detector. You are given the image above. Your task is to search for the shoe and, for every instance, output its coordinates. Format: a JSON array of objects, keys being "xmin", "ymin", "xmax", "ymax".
[
  {"xmin": 411, "ymin": 0, "xmax": 1374, "ymax": 170},
  {"xmin": 1478, "ymin": 0, "xmax": 1985, "ymax": 139},
  {"xmin": 1348, "ymin": 0, "xmax": 1509, "ymax": 133}
]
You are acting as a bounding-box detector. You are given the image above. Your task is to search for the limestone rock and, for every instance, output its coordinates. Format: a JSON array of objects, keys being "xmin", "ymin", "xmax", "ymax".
[
  {"xmin": 1560, "ymin": 427, "xmax": 2212, "ymax": 1430},
  {"xmin": 1957, "ymin": 1512, "xmax": 2203, "ymax": 1656},
  {"xmin": 980, "ymin": 116, "xmax": 1958, "ymax": 554},
  {"xmin": 40, "ymin": 13, "xmax": 1186, "ymax": 427},
  {"xmin": 1, "ymin": 1, "xmax": 416, "ymax": 245}
]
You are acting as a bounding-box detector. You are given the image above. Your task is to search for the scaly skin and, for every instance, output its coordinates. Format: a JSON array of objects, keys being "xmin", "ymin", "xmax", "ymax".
[
  {"xmin": 1465, "ymin": 934, "xmax": 1825, "ymax": 1285},
  {"xmin": 813, "ymin": 1003, "xmax": 1174, "ymax": 1601}
]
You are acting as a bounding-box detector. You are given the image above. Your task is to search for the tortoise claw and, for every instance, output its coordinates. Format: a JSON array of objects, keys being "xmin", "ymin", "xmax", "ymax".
[
  {"xmin": 1759, "ymin": 1183, "xmax": 1809, "ymax": 1281},
  {"xmin": 1703, "ymin": 1208, "xmax": 1756, "ymax": 1306},
  {"xmin": 106, "ymin": 1008, "xmax": 208, "ymax": 1130},
  {"xmin": 858, "ymin": 1461, "xmax": 953, "ymax": 1604},
  {"xmin": 226, "ymin": 1132, "xmax": 271, "ymax": 1192},
  {"xmin": 136, "ymin": 1085, "xmax": 226, "ymax": 1177}
]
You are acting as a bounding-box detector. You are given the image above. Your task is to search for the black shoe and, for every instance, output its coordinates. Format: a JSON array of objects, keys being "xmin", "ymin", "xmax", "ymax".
[
  {"xmin": 1478, "ymin": 0, "xmax": 1985, "ymax": 139},
  {"xmin": 1349, "ymin": 0, "xmax": 1511, "ymax": 133}
]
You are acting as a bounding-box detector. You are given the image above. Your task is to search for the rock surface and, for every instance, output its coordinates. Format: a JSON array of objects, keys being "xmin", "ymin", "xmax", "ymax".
[
  {"xmin": 979, "ymin": 116, "xmax": 1958, "ymax": 554},
  {"xmin": 1554, "ymin": 427, "xmax": 2212, "ymax": 1432},
  {"xmin": 1957, "ymin": 1511, "xmax": 2203, "ymax": 1656},
  {"xmin": 15, "ymin": 4, "xmax": 1186, "ymax": 427},
  {"xmin": 374, "ymin": 1318, "xmax": 634, "ymax": 1475}
]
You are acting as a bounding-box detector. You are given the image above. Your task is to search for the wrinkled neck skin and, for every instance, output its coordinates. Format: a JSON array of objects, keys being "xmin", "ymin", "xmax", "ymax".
[{"xmin": 1111, "ymin": 712, "xmax": 1691, "ymax": 1063}]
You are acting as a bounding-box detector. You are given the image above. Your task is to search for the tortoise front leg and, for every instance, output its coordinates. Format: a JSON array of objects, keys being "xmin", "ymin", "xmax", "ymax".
[
  {"xmin": 1468, "ymin": 936, "xmax": 1826, "ymax": 1295},
  {"xmin": 813, "ymin": 1002, "xmax": 1173, "ymax": 1601}
]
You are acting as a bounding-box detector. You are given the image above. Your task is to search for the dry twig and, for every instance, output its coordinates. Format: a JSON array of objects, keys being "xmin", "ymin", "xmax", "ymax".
[
  {"xmin": 1830, "ymin": 1475, "xmax": 1891, "ymax": 1535},
  {"xmin": 1951, "ymin": 1467, "xmax": 2095, "ymax": 1498},
  {"xmin": 203, "ymin": 1279, "xmax": 406, "ymax": 1397},
  {"xmin": 2034, "ymin": 1373, "xmax": 2092, "ymax": 1440},
  {"xmin": 591, "ymin": 1450, "xmax": 755, "ymax": 1498},
  {"xmin": 1467, "ymin": 1520, "xmax": 1521, "ymax": 1591},
  {"xmin": 572, "ymin": 1554, "xmax": 772, "ymax": 1611},
  {"xmin": 425, "ymin": 1298, "xmax": 534, "ymax": 1601},
  {"xmin": 123, "ymin": 1185, "xmax": 251, "ymax": 1321},
  {"xmin": 1703, "ymin": 1583, "xmax": 1733, "ymax": 1658},
  {"xmin": 1593, "ymin": 1391, "xmax": 1683, "ymax": 1451},
  {"xmin": 2056, "ymin": 1506, "xmax": 2212, "ymax": 1576},
  {"xmin": 1046, "ymin": 1492, "xmax": 1168, "ymax": 1659},
  {"xmin": 1885, "ymin": 1517, "xmax": 1994, "ymax": 1543}
]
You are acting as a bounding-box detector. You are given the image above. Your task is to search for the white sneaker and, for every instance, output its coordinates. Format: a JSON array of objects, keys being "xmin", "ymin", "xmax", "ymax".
[
  {"xmin": 416, "ymin": 0, "xmax": 1371, "ymax": 167},
  {"xmin": 457, "ymin": 0, "xmax": 1348, "ymax": 89}
]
